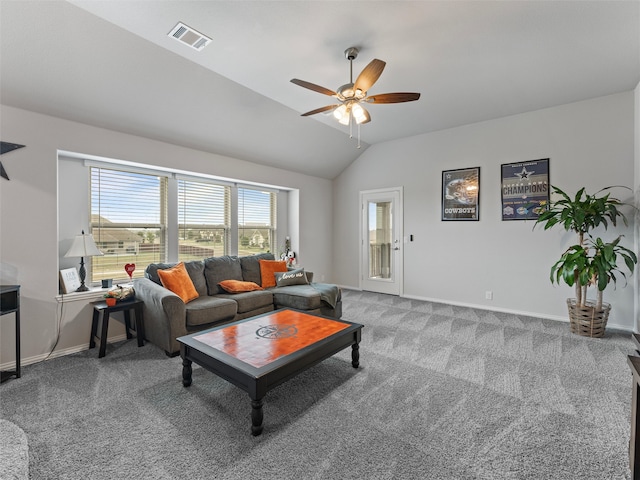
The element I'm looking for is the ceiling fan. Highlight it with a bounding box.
[291,47,421,135]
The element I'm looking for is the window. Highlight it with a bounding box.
[238,187,277,256]
[90,167,168,281]
[178,180,230,261]
[85,162,280,284]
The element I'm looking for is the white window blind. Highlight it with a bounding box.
[238,187,276,256]
[178,180,230,261]
[90,167,168,282]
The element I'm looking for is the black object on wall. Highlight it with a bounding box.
[0,141,26,180]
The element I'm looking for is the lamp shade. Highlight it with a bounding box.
[64,231,103,258]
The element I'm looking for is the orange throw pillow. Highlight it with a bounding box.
[259,259,288,288]
[157,262,199,303]
[218,280,264,293]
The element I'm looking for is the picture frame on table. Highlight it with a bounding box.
[501,158,550,221]
[441,167,480,221]
[59,267,81,294]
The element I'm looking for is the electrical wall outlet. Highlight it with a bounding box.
[485,291,493,300]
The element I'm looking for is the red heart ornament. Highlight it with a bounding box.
[124,263,136,279]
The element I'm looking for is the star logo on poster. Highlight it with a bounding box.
[515,167,533,180]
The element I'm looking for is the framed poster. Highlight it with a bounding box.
[441,167,480,221]
[59,267,80,293]
[501,158,550,221]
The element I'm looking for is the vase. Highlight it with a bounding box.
[105,297,116,307]
[566,298,611,338]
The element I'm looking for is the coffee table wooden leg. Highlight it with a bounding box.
[351,343,360,368]
[182,358,192,387]
[251,398,264,436]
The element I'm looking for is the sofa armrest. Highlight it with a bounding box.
[134,278,187,355]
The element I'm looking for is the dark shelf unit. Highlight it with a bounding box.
[0,285,20,382]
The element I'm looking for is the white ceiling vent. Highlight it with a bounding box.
[168,22,211,51]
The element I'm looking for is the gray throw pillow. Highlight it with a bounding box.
[240,252,275,285]
[204,255,243,295]
[274,268,309,287]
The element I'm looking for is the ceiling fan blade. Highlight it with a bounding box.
[290,79,337,97]
[366,92,421,104]
[354,59,386,93]
[300,104,339,116]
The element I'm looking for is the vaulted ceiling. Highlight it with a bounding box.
[1,1,638,179]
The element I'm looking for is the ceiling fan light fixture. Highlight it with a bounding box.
[337,83,366,101]
[333,104,349,123]
[352,103,367,124]
[292,46,421,147]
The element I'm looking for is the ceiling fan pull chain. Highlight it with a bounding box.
[357,123,361,149]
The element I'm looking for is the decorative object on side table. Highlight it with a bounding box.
[104,285,135,305]
[534,185,638,337]
[64,230,103,291]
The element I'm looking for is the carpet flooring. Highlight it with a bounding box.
[0,289,635,479]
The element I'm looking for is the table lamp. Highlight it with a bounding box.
[64,230,103,292]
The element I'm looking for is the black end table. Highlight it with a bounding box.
[0,285,20,382]
[90,299,144,358]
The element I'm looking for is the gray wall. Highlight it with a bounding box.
[0,105,333,367]
[333,91,638,330]
[1,89,638,370]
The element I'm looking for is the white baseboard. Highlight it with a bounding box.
[341,286,633,333]
[0,334,128,371]
[4,289,632,371]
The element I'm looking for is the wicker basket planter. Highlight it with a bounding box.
[566,298,611,338]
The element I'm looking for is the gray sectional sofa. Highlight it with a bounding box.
[133,252,342,355]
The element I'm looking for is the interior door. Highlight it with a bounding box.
[360,188,402,295]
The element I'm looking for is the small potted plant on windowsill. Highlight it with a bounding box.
[534,185,638,337]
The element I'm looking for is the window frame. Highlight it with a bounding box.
[85,162,280,285]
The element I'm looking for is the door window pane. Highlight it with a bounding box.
[368,201,392,279]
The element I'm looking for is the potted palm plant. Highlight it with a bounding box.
[534,185,638,337]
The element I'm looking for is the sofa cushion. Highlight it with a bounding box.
[259,259,288,288]
[216,290,274,314]
[239,252,275,285]
[272,285,322,310]
[218,280,264,293]
[146,260,207,297]
[204,255,243,295]
[274,268,309,287]
[185,296,237,327]
[157,262,199,303]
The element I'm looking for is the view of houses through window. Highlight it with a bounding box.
[90,166,277,283]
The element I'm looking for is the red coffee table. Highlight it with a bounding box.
[177,309,363,435]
